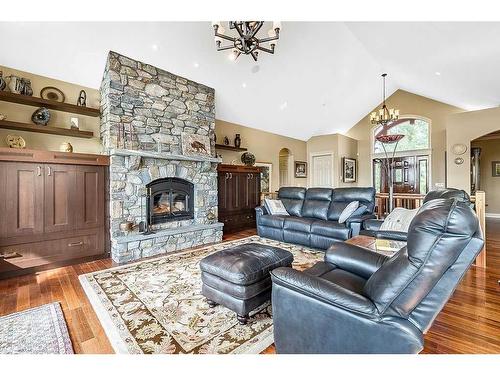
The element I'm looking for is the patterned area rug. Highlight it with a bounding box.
[0,302,74,354]
[80,236,323,354]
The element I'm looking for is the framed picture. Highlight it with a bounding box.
[255,162,273,193]
[294,161,307,178]
[342,157,357,183]
[180,133,211,157]
[492,161,500,177]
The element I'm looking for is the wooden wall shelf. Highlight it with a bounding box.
[0,91,100,117]
[0,119,94,139]
[215,144,248,152]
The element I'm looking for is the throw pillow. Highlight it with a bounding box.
[338,201,359,224]
[380,207,419,232]
[264,198,290,216]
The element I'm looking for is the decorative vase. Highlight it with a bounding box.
[241,152,256,166]
[59,142,73,153]
[223,136,230,146]
[22,79,33,96]
[234,134,241,148]
[0,71,6,91]
[6,75,22,94]
[31,107,51,125]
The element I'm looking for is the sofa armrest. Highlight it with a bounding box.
[325,242,388,279]
[346,213,377,225]
[255,205,268,217]
[271,267,377,317]
[363,218,384,231]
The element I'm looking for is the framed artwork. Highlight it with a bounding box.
[180,133,211,157]
[492,161,500,177]
[294,161,307,178]
[255,162,273,193]
[342,157,357,183]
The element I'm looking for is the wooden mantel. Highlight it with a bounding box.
[0,147,109,166]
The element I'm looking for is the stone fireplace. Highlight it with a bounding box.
[100,51,223,263]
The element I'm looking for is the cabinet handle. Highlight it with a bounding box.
[225,173,229,180]
[37,166,41,176]
[68,241,84,247]
[229,173,233,179]
[0,252,21,259]
[47,166,52,176]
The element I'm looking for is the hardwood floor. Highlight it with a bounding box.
[1,224,500,354]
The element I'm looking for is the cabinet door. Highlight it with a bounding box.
[44,164,77,233]
[218,171,240,212]
[240,172,261,209]
[76,166,105,229]
[1,162,44,238]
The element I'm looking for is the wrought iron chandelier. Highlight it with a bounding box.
[212,21,281,61]
[370,73,400,126]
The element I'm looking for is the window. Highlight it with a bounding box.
[374,118,430,154]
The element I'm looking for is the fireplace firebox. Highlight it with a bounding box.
[146,177,194,225]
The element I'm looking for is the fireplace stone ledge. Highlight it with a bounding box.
[108,148,222,163]
[114,222,224,244]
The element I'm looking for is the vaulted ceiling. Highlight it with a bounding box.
[1,22,499,140]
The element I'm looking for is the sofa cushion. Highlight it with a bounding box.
[327,187,375,220]
[264,198,289,216]
[259,214,288,229]
[301,188,333,220]
[311,220,350,240]
[284,216,315,233]
[278,187,306,216]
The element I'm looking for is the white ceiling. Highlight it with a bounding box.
[1,22,499,141]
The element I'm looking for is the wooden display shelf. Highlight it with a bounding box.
[0,147,109,166]
[0,119,94,139]
[0,91,100,117]
[215,144,248,152]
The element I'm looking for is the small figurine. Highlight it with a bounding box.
[77,89,87,107]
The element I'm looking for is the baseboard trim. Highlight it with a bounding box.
[485,213,500,219]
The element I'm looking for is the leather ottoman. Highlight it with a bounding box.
[200,243,294,324]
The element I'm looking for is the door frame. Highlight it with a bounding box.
[309,151,335,188]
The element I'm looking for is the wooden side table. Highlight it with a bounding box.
[346,235,406,257]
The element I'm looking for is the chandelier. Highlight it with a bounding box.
[370,73,399,126]
[212,21,281,61]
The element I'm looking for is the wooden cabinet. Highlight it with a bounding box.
[0,148,109,279]
[218,164,261,234]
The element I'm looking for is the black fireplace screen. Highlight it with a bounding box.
[146,177,194,225]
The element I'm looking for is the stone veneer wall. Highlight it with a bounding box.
[100,51,222,263]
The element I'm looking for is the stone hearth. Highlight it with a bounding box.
[100,51,223,263]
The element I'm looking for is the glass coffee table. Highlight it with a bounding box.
[346,235,406,257]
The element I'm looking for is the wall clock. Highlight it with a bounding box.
[452,143,467,155]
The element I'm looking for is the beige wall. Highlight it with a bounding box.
[0,65,101,154]
[215,119,307,191]
[346,89,464,188]
[446,107,500,193]
[306,133,358,187]
[470,138,500,215]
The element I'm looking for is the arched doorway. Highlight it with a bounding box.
[471,129,500,217]
[279,148,293,187]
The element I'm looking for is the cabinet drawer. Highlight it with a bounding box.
[0,230,104,273]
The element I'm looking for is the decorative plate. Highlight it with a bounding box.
[454,157,465,165]
[40,86,66,103]
[6,134,26,149]
[452,143,467,155]
[241,152,256,166]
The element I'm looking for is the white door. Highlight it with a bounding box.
[279,155,290,186]
[311,154,333,187]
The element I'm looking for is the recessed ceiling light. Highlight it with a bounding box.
[279,101,288,110]
[435,71,441,76]
[151,44,159,51]
[193,62,200,68]
[242,82,247,88]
